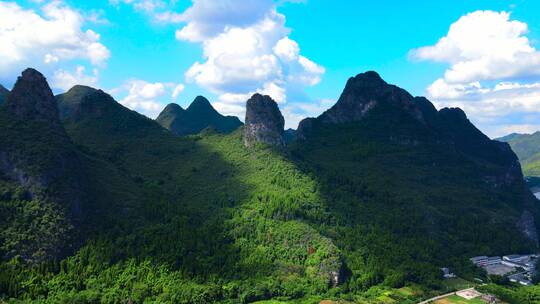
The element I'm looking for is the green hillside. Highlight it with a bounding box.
[497,132,540,176]
[1,69,538,303]
[156,96,242,136]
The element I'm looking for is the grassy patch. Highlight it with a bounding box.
[435,294,485,304]
[441,278,476,293]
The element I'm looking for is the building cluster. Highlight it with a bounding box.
[470,254,538,286]
[470,256,501,267]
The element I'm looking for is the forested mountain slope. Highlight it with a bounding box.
[498,132,540,177]
[0,69,87,265]
[0,69,538,303]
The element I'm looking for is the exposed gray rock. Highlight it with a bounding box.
[244,93,285,147]
[517,210,539,246]
[0,152,44,200]
[5,68,62,130]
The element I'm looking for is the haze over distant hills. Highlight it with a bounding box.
[0,68,538,303]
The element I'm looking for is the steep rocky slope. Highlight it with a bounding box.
[244,93,285,147]
[0,69,87,263]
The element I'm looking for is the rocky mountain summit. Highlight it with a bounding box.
[157,103,183,128]
[156,96,242,136]
[320,71,424,124]
[56,85,139,124]
[4,69,63,130]
[244,93,285,147]
[297,71,427,140]
[0,69,87,262]
[56,85,99,120]
[294,71,538,245]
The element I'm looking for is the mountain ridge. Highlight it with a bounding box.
[295,71,537,244]
[156,95,242,136]
[1,68,539,303]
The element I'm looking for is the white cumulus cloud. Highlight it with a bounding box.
[171,84,185,99]
[0,1,110,74]
[176,0,324,123]
[107,0,327,126]
[174,0,275,42]
[114,79,185,118]
[411,11,540,83]
[52,66,99,91]
[411,10,540,138]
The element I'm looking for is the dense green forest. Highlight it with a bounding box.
[478,284,540,304]
[1,69,539,303]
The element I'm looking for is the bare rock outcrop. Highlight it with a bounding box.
[5,68,62,130]
[517,210,539,246]
[244,93,285,147]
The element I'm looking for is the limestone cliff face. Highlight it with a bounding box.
[5,69,63,130]
[518,210,539,246]
[0,69,87,262]
[244,94,285,147]
[1,69,86,212]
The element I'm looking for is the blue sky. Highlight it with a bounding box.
[1,0,540,137]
